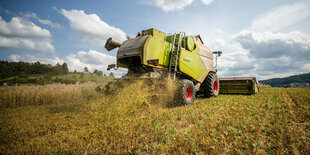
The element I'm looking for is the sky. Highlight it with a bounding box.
[0,0,309,79]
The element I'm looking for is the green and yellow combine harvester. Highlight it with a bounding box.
[105,28,258,104]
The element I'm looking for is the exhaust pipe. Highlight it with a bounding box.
[105,37,122,51]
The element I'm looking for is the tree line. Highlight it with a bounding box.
[0,61,69,79]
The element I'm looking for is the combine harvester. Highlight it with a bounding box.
[105,28,258,104]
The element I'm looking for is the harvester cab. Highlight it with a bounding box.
[104,28,257,105]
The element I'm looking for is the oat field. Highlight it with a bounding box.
[0,81,309,154]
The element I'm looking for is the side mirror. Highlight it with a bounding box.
[107,64,116,71]
[213,51,222,69]
[213,51,222,57]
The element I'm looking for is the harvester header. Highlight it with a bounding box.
[220,77,259,94]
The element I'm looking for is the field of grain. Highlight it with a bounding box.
[0,82,101,108]
[0,81,309,154]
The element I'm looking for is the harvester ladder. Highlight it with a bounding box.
[167,33,176,80]
[164,33,172,63]
[168,32,186,81]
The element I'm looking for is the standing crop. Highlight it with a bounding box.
[0,82,309,154]
[0,82,100,108]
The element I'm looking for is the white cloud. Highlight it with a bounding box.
[0,16,54,52]
[250,1,310,32]
[66,50,116,71]
[234,30,310,59]
[233,30,310,79]
[0,36,55,52]
[215,29,310,79]
[212,1,310,80]
[153,0,213,12]
[217,50,256,77]
[201,0,213,5]
[61,9,127,46]
[9,54,64,65]
[8,50,127,77]
[302,63,310,71]
[217,47,309,80]
[154,0,194,12]
[0,16,51,38]
[23,13,62,29]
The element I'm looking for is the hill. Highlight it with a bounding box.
[259,73,310,87]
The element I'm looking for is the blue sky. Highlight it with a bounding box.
[0,0,309,79]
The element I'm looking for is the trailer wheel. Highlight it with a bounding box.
[176,79,196,105]
[202,72,219,98]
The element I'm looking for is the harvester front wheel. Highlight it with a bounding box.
[176,79,196,105]
[202,72,219,98]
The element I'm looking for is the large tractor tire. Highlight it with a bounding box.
[176,79,196,105]
[202,72,219,98]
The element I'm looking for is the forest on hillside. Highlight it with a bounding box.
[259,73,310,87]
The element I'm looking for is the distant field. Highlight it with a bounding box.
[52,73,114,83]
[0,81,309,154]
[0,73,114,85]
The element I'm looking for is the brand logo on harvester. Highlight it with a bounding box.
[183,57,191,62]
